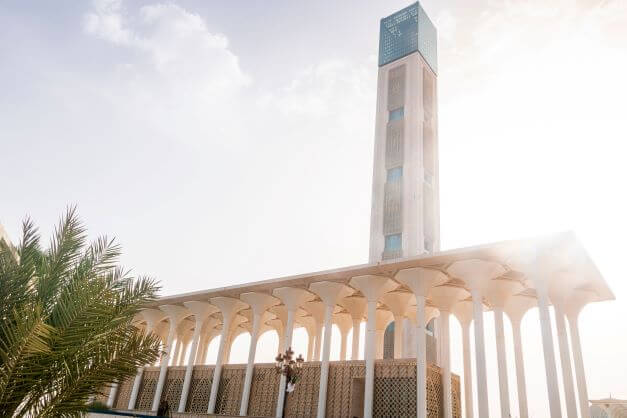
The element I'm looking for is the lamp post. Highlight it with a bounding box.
[275,347,304,418]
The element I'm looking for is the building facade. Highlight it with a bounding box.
[369,2,440,263]
[100,3,615,418]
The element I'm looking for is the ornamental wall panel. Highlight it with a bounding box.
[215,364,246,416]
[325,360,366,418]
[385,122,404,169]
[185,365,214,413]
[113,378,135,410]
[135,367,160,411]
[159,366,186,411]
[284,362,321,417]
[247,363,281,417]
[383,179,402,236]
[387,65,406,111]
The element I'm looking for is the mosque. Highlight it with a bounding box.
[101,2,615,417]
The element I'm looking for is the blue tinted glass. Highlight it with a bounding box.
[387,166,402,182]
[385,234,402,251]
[389,107,404,121]
[378,2,437,73]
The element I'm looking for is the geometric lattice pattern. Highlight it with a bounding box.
[325,361,366,417]
[247,364,281,417]
[114,377,135,410]
[379,1,437,73]
[215,364,246,415]
[135,368,160,411]
[118,360,460,418]
[185,366,214,413]
[284,362,321,417]
[160,366,186,412]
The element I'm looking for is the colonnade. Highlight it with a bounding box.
[115,253,603,418]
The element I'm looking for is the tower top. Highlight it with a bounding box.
[378,2,438,73]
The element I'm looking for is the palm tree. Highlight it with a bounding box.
[0,207,162,416]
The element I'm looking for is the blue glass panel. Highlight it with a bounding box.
[389,107,404,121]
[385,233,402,251]
[387,166,403,182]
[378,2,437,73]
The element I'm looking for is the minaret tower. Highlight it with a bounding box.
[369,2,440,262]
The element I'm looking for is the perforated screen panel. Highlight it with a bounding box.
[378,2,437,73]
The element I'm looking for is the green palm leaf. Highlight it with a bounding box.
[0,208,162,416]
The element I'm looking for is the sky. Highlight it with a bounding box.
[1,0,627,416]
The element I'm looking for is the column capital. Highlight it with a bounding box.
[447,259,505,291]
[381,289,414,317]
[209,296,248,325]
[303,300,328,323]
[484,276,524,308]
[272,287,315,311]
[339,294,367,320]
[183,301,219,323]
[407,302,439,325]
[349,274,398,302]
[309,281,353,307]
[139,308,167,332]
[452,298,473,327]
[395,267,447,297]
[429,283,469,311]
[240,292,280,316]
[503,291,536,325]
[159,304,192,333]
[333,312,353,334]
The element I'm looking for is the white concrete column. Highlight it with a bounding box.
[471,289,489,418]
[153,305,190,411]
[448,259,506,418]
[430,283,469,418]
[555,306,579,417]
[484,277,523,418]
[306,327,314,361]
[453,300,473,418]
[309,281,353,418]
[349,275,398,418]
[340,294,367,360]
[352,318,361,359]
[239,293,279,416]
[178,302,218,413]
[314,321,323,361]
[536,282,563,418]
[504,292,536,418]
[266,318,286,356]
[381,290,413,359]
[272,287,315,418]
[171,338,182,367]
[334,312,353,361]
[567,287,597,418]
[395,267,448,418]
[207,297,248,414]
[375,308,393,359]
[128,309,165,410]
[106,384,118,408]
[365,300,377,416]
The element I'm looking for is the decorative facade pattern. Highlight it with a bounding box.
[325,361,366,417]
[387,65,406,110]
[247,364,281,417]
[185,365,214,413]
[112,360,459,418]
[159,366,186,411]
[215,364,246,415]
[136,368,160,410]
[284,362,321,417]
[114,377,135,410]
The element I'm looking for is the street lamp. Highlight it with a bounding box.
[275,346,304,417]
